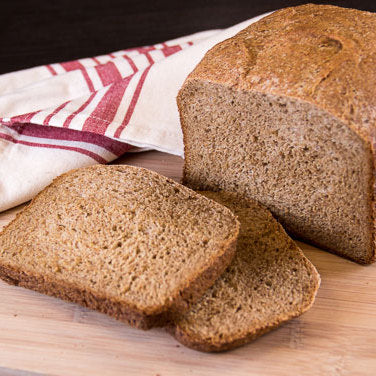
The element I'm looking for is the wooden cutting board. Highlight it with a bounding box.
[0,151,375,376]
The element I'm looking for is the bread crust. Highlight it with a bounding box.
[169,192,321,352]
[0,236,237,330]
[0,165,240,329]
[178,4,376,263]
[170,300,317,353]
[184,4,376,143]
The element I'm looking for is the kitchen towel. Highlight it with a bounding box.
[0,12,269,212]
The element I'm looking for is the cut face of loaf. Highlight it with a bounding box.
[171,191,320,352]
[179,4,376,264]
[0,165,239,329]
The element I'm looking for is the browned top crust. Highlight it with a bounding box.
[186,3,376,143]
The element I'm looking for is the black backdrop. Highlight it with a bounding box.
[1,0,375,74]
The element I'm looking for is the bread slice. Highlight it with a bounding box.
[170,191,320,352]
[0,165,239,329]
[178,4,376,264]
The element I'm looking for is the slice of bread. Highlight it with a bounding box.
[0,165,239,329]
[170,191,320,352]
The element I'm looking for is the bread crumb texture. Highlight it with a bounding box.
[179,4,376,263]
[0,165,239,329]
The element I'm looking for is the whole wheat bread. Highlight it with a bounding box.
[170,191,320,352]
[0,165,239,329]
[178,4,376,264]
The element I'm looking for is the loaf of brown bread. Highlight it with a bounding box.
[178,4,376,264]
[170,191,320,352]
[0,165,239,329]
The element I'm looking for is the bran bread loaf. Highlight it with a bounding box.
[170,191,320,352]
[0,165,240,329]
[178,4,376,264]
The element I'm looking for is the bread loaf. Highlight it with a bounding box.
[0,165,239,329]
[171,191,320,352]
[178,4,376,264]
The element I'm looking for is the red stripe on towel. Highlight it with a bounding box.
[60,61,95,92]
[0,132,108,164]
[46,64,58,75]
[43,101,70,125]
[10,111,41,124]
[122,54,138,73]
[5,123,131,157]
[92,57,101,65]
[114,65,152,138]
[82,75,134,135]
[95,61,122,86]
[161,43,182,57]
[63,92,97,128]
[144,51,154,64]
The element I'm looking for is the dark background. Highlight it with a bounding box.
[1,0,375,74]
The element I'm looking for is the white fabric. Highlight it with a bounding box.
[0,13,270,212]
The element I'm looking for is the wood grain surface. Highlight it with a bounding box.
[0,151,375,376]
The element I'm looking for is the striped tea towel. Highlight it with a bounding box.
[0,13,269,212]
